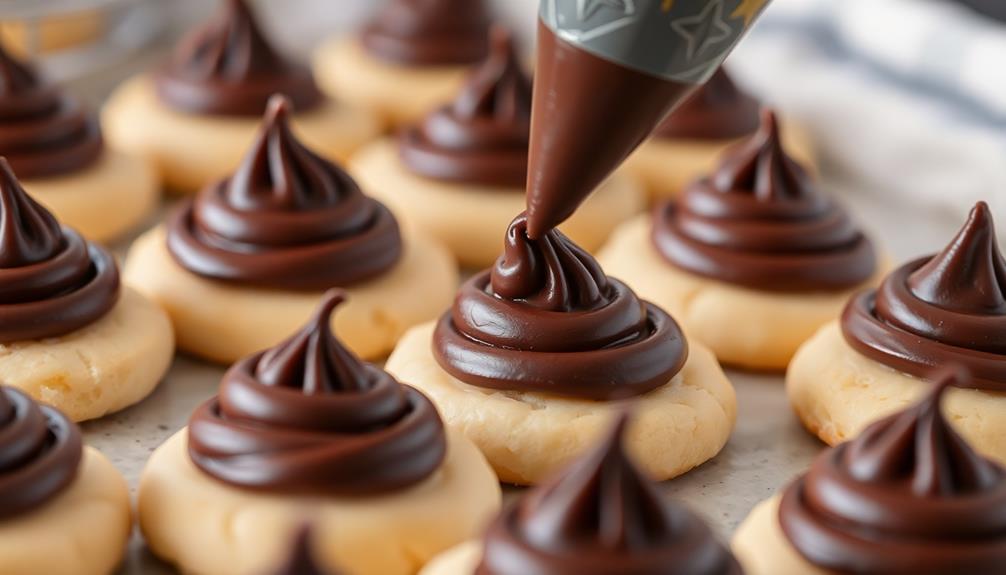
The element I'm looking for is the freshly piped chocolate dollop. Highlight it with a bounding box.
[360,0,491,66]
[653,69,760,141]
[778,366,1006,574]
[843,201,1006,391]
[0,386,83,519]
[189,290,447,495]
[652,110,876,292]
[168,95,401,290]
[433,213,687,401]
[0,40,102,179]
[476,415,742,575]
[0,158,118,342]
[155,0,322,116]
[269,526,337,575]
[398,27,531,188]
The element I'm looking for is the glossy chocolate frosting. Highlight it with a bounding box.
[778,366,1006,574]
[398,27,531,188]
[168,95,401,290]
[0,40,102,179]
[653,69,760,141]
[155,0,322,116]
[360,0,491,66]
[476,415,743,575]
[189,290,447,496]
[270,526,337,575]
[433,213,687,401]
[0,386,83,520]
[652,110,876,292]
[842,201,1006,391]
[0,158,119,342]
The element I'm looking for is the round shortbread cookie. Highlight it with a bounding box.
[732,495,828,575]
[418,541,482,575]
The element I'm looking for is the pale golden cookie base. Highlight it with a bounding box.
[786,321,1006,464]
[139,429,501,575]
[123,225,458,364]
[623,120,816,203]
[101,75,381,194]
[385,322,736,486]
[0,288,174,422]
[418,541,481,575]
[598,216,882,371]
[0,447,131,575]
[23,149,158,244]
[1,13,103,55]
[732,495,829,575]
[313,37,469,129]
[350,139,645,268]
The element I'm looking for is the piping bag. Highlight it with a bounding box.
[525,0,771,238]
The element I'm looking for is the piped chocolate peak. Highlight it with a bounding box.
[654,69,760,141]
[779,366,1006,574]
[360,0,491,66]
[433,213,687,401]
[0,157,62,267]
[843,201,1006,390]
[188,290,447,496]
[167,95,402,290]
[475,415,742,575]
[399,27,531,187]
[652,110,876,293]
[156,0,321,116]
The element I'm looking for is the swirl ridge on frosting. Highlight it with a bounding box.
[0,385,83,519]
[188,290,447,495]
[778,366,1006,574]
[360,0,491,66]
[653,69,760,141]
[476,414,742,575]
[0,40,102,179]
[843,201,1006,391]
[434,213,687,401]
[0,158,119,342]
[398,27,532,188]
[167,95,402,290]
[155,0,322,116]
[651,109,876,292]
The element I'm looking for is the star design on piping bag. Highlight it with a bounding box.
[577,0,635,22]
[671,0,733,61]
[731,0,768,26]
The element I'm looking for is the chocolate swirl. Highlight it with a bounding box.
[653,69,760,141]
[0,386,83,520]
[270,525,337,575]
[843,202,1006,391]
[0,158,119,342]
[189,290,447,496]
[779,366,1006,574]
[652,110,876,292]
[168,95,402,290]
[398,27,531,187]
[360,0,491,66]
[0,39,102,179]
[155,0,322,116]
[476,415,743,575]
[433,213,687,401]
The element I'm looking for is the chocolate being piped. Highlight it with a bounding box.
[0,386,83,520]
[651,110,876,292]
[360,0,491,66]
[475,414,743,575]
[155,0,322,116]
[0,39,102,179]
[843,201,1006,390]
[167,95,401,290]
[269,525,338,575]
[0,158,119,342]
[778,366,1006,574]
[653,69,760,141]
[433,213,687,401]
[188,290,447,496]
[398,27,531,188]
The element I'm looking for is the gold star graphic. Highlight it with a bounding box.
[662,0,675,12]
[730,0,767,26]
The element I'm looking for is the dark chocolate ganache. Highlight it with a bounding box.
[778,366,1006,574]
[398,27,531,188]
[652,110,876,292]
[433,213,687,401]
[653,69,760,141]
[155,0,322,116]
[842,201,1006,391]
[167,95,401,290]
[360,0,491,66]
[189,290,447,496]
